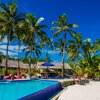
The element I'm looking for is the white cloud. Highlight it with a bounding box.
[0,44,25,52]
[0,44,26,57]
[0,48,18,56]
[41,49,59,54]
[0,36,7,44]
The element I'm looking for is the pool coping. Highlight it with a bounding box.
[51,87,67,100]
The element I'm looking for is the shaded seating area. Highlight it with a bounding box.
[3,74,30,80]
[0,75,3,80]
[37,62,73,79]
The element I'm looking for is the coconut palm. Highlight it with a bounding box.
[67,33,82,62]
[24,14,47,45]
[51,13,78,77]
[81,39,100,76]
[15,20,26,74]
[23,41,41,74]
[41,36,54,61]
[67,33,83,79]
[0,52,4,63]
[82,39,92,68]
[0,2,25,75]
[23,14,47,73]
[54,38,67,77]
[91,38,100,56]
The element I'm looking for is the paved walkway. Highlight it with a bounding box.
[58,81,100,100]
[43,78,75,83]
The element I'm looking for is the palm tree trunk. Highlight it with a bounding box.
[64,31,66,51]
[18,41,20,74]
[62,31,66,77]
[73,59,76,83]
[29,46,32,75]
[62,50,65,77]
[46,50,49,62]
[5,33,10,75]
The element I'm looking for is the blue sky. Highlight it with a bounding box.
[0,0,100,62]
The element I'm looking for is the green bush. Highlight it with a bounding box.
[81,79,89,83]
[61,81,75,87]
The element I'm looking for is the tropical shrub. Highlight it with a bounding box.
[61,81,75,87]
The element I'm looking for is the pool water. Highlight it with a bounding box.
[0,80,61,100]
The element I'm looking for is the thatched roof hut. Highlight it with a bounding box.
[0,59,29,69]
[36,62,72,69]
[0,60,72,70]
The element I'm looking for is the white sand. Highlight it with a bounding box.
[58,81,100,100]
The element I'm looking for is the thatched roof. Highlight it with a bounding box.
[37,62,72,69]
[0,60,72,70]
[0,59,29,69]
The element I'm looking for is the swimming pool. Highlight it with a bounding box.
[0,80,62,100]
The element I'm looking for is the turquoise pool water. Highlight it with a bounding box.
[0,80,59,100]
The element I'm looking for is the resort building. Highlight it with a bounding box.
[0,60,73,77]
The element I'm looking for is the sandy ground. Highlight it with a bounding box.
[58,81,100,100]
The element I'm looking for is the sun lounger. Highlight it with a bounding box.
[4,76,10,79]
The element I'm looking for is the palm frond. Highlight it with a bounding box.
[58,13,67,25]
[0,3,10,13]
[25,51,30,57]
[68,24,78,28]
[9,2,17,16]
[53,29,62,37]
[67,29,76,36]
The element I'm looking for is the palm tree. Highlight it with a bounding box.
[23,14,47,73]
[23,41,41,74]
[24,14,47,45]
[51,13,78,77]
[0,52,4,63]
[15,20,26,74]
[67,33,83,79]
[0,2,24,75]
[54,38,67,77]
[41,37,54,61]
[91,38,100,56]
[82,39,92,68]
[67,33,82,61]
[81,39,100,76]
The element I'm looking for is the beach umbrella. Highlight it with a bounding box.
[41,62,55,77]
[41,62,55,70]
[41,62,55,67]
[40,62,55,76]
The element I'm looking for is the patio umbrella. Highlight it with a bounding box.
[41,62,55,70]
[41,62,55,67]
[40,62,55,77]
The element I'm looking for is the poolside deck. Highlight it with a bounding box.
[42,78,75,83]
[58,81,100,100]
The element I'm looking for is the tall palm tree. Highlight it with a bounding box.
[82,39,92,67]
[15,20,26,74]
[0,52,4,63]
[0,2,24,75]
[23,41,41,74]
[54,38,67,77]
[51,13,78,77]
[67,33,82,61]
[67,33,83,79]
[81,39,100,78]
[92,38,100,56]
[41,37,54,61]
[23,14,47,73]
[24,14,47,45]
